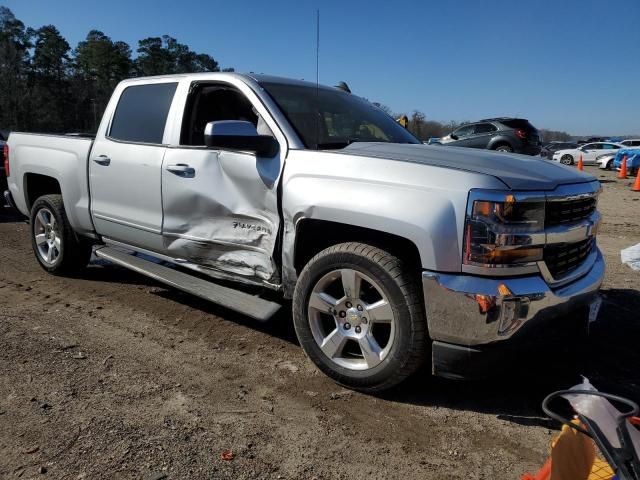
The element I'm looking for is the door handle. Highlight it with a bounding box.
[166,164,195,176]
[93,155,111,166]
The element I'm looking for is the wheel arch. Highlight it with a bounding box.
[293,219,422,276]
[23,173,61,211]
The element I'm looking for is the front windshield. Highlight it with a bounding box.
[261,82,420,150]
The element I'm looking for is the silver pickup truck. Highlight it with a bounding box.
[4,73,604,392]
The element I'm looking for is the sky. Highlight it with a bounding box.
[4,0,640,135]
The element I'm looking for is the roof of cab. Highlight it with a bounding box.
[118,72,335,91]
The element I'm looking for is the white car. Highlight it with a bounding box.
[552,142,624,166]
[620,138,640,148]
[597,152,617,170]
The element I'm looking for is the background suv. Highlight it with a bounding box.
[439,117,541,155]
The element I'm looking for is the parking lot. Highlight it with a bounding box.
[1,165,639,479]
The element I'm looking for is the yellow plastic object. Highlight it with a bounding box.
[522,420,615,480]
[588,459,614,480]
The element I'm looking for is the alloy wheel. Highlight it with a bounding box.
[33,207,61,266]
[307,268,396,371]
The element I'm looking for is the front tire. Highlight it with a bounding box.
[30,194,92,275]
[292,242,428,392]
[560,154,574,165]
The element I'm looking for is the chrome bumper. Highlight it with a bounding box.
[422,248,605,346]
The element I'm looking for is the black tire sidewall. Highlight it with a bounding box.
[561,155,574,165]
[293,249,419,390]
[496,145,513,152]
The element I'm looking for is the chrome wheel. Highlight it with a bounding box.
[33,207,61,266]
[307,268,396,371]
[561,154,573,165]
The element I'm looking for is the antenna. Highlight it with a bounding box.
[316,9,320,88]
[315,9,320,149]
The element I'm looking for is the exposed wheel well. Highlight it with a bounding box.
[24,173,61,210]
[293,219,422,274]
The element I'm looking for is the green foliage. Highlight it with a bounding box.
[0,8,229,133]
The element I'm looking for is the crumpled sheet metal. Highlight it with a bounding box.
[161,149,281,285]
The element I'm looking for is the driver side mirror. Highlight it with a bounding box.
[204,120,279,157]
[450,134,459,140]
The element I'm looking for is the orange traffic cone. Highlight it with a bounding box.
[577,155,584,171]
[632,167,640,192]
[619,155,628,179]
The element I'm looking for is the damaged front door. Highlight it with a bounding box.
[161,81,284,286]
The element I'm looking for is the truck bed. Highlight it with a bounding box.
[7,132,96,237]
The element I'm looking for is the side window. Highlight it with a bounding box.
[454,125,474,138]
[582,143,596,150]
[109,83,178,144]
[181,83,269,146]
[601,143,617,150]
[474,123,497,134]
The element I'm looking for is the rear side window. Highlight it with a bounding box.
[474,123,497,134]
[500,119,535,130]
[109,83,178,144]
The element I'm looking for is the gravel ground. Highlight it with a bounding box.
[1,165,639,479]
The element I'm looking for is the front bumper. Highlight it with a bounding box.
[422,248,605,378]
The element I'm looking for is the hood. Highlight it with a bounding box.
[339,143,595,191]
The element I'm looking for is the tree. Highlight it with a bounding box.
[0,7,32,129]
[135,35,220,76]
[29,25,71,132]
[72,30,133,131]
[409,110,426,140]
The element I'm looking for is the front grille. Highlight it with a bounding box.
[545,197,597,227]
[543,237,594,278]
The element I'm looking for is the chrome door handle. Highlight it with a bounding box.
[93,155,111,166]
[166,164,195,176]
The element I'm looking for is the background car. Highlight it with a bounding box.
[620,138,640,148]
[552,141,624,165]
[540,141,578,159]
[597,152,617,169]
[439,117,541,155]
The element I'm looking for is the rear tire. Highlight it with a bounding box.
[292,242,428,392]
[561,154,574,165]
[494,144,513,153]
[30,194,92,275]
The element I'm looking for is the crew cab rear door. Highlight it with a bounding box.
[89,80,178,250]
[160,79,287,285]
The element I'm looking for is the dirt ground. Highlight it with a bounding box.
[1,165,639,480]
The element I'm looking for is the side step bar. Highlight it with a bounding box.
[94,246,281,321]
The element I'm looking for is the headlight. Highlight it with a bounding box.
[463,192,545,268]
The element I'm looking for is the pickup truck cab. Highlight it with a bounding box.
[5,73,604,392]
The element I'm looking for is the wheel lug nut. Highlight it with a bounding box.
[344,323,351,330]
[355,326,361,333]
[345,301,352,308]
[362,317,368,324]
[357,304,363,311]
[339,311,346,318]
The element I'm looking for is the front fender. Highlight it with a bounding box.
[279,150,508,294]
